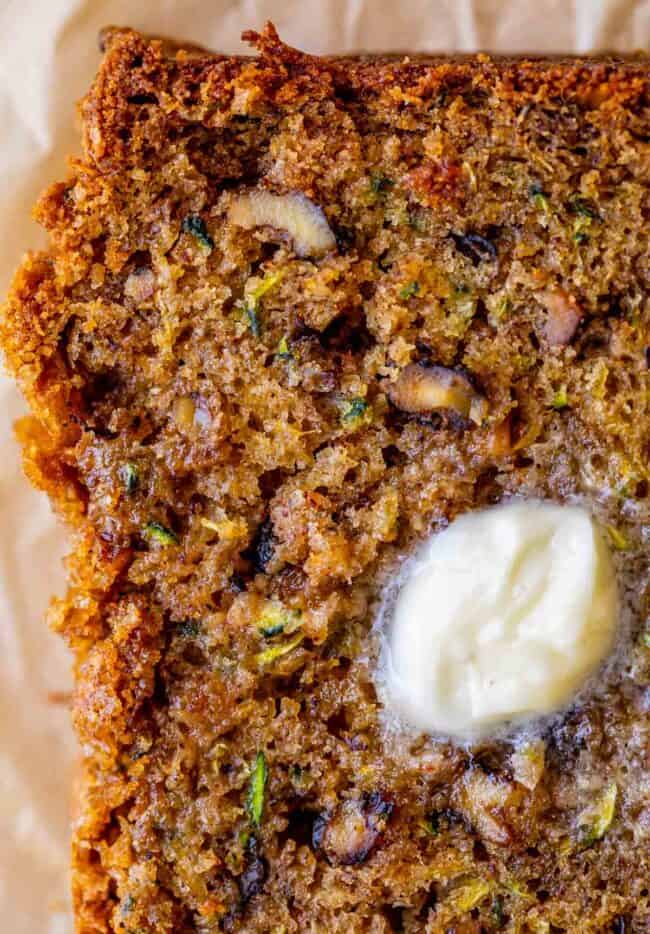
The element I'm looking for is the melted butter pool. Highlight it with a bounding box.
[382,500,618,738]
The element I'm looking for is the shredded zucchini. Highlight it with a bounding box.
[260,622,283,638]
[340,397,371,428]
[256,601,302,639]
[181,214,214,250]
[444,282,476,336]
[449,878,491,913]
[578,782,617,847]
[276,336,292,359]
[491,895,505,927]
[504,879,534,902]
[496,296,512,318]
[419,811,440,836]
[242,271,284,339]
[245,305,261,338]
[399,281,420,300]
[552,388,569,410]
[144,521,179,546]
[246,751,268,827]
[606,524,630,551]
[255,634,304,667]
[370,174,394,195]
[530,182,550,215]
[120,462,139,494]
[175,620,200,637]
[569,195,599,219]
[570,197,596,243]
[250,270,284,303]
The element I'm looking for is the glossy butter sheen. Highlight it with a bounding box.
[386,500,618,737]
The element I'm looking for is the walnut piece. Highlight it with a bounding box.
[312,792,394,866]
[389,363,488,424]
[229,189,336,258]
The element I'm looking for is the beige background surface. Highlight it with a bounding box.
[0,1,648,930]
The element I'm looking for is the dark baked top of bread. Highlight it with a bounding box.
[2,23,648,934]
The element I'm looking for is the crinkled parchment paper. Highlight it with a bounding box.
[0,1,647,929]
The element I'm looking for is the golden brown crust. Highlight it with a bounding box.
[1,22,649,934]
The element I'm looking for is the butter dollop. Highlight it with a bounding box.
[384,500,618,737]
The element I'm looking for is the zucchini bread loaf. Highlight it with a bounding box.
[1,24,649,934]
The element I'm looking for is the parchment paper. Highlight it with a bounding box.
[0,2,647,930]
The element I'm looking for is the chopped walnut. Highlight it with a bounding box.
[312,792,394,866]
[228,189,336,258]
[389,363,488,424]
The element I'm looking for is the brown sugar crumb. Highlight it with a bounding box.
[1,23,649,934]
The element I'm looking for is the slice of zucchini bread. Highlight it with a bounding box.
[2,23,649,934]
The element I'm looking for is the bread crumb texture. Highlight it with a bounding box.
[1,23,649,934]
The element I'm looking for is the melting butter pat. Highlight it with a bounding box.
[385,500,618,737]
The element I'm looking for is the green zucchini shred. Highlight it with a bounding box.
[449,878,491,912]
[251,271,284,303]
[529,182,550,214]
[341,397,371,426]
[181,214,214,250]
[245,305,261,338]
[577,782,617,847]
[255,634,304,667]
[504,879,534,902]
[568,197,599,243]
[242,271,283,340]
[276,336,292,359]
[492,295,512,320]
[370,174,394,195]
[552,388,569,409]
[256,603,302,639]
[606,524,630,551]
[421,811,440,836]
[120,462,139,494]
[260,622,285,638]
[144,521,179,546]
[491,895,506,927]
[399,280,420,300]
[246,751,268,827]
[569,195,599,219]
[175,619,201,637]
